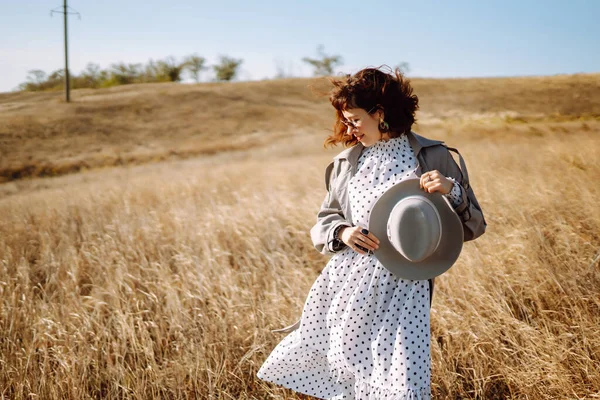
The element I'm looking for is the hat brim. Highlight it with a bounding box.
[369,178,463,280]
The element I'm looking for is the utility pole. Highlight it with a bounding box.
[51,1,80,103]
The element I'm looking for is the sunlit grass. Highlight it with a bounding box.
[1,122,598,398]
[1,74,599,398]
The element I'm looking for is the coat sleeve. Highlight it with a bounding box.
[309,161,352,255]
[441,147,487,242]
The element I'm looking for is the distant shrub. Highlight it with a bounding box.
[72,63,104,89]
[155,56,186,82]
[184,54,208,82]
[17,54,209,92]
[302,45,343,76]
[18,69,65,91]
[213,56,243,82]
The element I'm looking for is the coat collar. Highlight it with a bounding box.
[333,131,445,167]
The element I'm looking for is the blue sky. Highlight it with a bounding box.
[1,0,598,92]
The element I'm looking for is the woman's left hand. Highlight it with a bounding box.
[420,170,454,195]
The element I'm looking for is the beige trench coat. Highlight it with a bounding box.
[310,130,486,255]
[275,131,486,333]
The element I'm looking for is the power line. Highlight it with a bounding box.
[51,1,80,103]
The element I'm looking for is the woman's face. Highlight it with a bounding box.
[341,108,386,147]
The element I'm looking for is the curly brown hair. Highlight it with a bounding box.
[325,66,419,147]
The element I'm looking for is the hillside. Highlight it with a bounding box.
[1,74,599,184]
[0,73,599,398]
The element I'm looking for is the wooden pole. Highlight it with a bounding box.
[63,0,70,102]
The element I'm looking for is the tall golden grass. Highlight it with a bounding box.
[1,76,599,398]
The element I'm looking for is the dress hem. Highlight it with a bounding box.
[257,343,431,400]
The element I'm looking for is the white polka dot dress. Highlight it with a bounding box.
[258,135,445,399]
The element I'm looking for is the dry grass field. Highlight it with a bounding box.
[0,74,599,399]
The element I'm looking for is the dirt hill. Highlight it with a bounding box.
[1,74,598,183]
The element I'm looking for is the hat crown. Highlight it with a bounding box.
[387,196,442,263]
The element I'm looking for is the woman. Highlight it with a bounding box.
[257,67,486,399]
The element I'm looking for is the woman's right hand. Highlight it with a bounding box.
[339,226,380,255]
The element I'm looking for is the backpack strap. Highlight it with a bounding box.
[445,146,473,222]
[445,146,470,191]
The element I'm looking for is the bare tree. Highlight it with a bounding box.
[110,62,142,85]
[274,58,296,79]
[26,70,48,85]
[184,54,207,82]
[274,58,286,79]
[18,70,49,91]
[302,45,343,76]
[80,63,102,88]
[213,56,243,82]
[396,62,411,74]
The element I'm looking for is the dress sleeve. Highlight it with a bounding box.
[443,177,463,209]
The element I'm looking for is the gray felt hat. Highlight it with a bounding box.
[369,178,463,280]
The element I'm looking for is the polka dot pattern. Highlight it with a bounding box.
[444,177,463,208]
[258,135,432,399]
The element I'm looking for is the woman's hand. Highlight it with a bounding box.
[420,170,454,195]
[339,226,380,255]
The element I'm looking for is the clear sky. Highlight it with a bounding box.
[1,0,598,92]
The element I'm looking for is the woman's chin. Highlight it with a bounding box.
[361,139,375,147]
[356,136,370,146]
